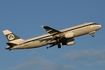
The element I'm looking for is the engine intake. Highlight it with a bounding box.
[62,38,75,46]
[67,40,75,46]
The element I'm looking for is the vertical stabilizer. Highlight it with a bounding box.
[3,30,24,44]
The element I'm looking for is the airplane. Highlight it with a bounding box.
[3,22,101,50]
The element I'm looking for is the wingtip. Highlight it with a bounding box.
[41,25,49,28]
[41,26,44,28]
[41,26,47,28]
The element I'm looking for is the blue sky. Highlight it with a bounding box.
[0,0,105,70]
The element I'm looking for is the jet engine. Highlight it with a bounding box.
[66,40,75,46]
[62,38,75,46]
[64,31,74,38]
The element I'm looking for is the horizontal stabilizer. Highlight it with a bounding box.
[6,43,17,47]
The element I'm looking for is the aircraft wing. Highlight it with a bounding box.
[42,26,61,36]
[42,26,63,49]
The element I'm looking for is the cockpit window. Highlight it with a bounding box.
[93,23,98,25]
[90,22,98,25]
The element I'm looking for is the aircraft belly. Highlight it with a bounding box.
[12,40,48,49]
[31,41,47,48]
[26,40,48,48]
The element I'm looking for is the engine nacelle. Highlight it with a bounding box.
[67,40,75,46]
[64,31,74,38]
[62,39,75,46]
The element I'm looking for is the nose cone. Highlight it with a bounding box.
[98,25,102,29]
[98,25,102,28]
[95,24,102,31]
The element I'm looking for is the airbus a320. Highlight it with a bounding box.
[3,22,101,50]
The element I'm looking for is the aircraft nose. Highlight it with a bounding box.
[96,24,102,30]
[98,25,102,29]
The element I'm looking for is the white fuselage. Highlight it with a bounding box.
[7,22,101,50]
